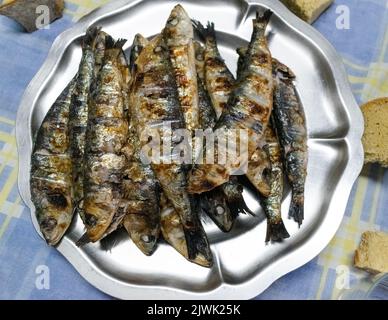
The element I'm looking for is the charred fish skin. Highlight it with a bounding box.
[69,27,99,223]
[195,40,253,223]
[79,37,128,244]
[163,4,199,133]
[129,34,149,75]
[94,30,107,74]
[236,45,271,198]
[236,46,248,80]
[188,10,274,194]
[259,123,289,242]
[122,157,160,256]
[30,79,76,246]
[272,59,307,226]
[122,35,160,256]
[192,20,235,118]
[197,73,237,230]
[195,42,237,231]
[160,194,211,267]
[99,40,134,240]
[130,35,212,265]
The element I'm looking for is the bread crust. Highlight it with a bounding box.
[361,97,388,167]
[354,231,388,274]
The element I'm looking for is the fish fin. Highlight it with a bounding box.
[83,26,101,49]
[227,196,256,217]
[265,220,290,242]
[105,35,127,49]
[272,58,296,79]
[76,232,91,247]
[104,36,127,60]
[254,10,272,33]
[288,198,304,226]
[184,224,213,266]
[223,179,255,216]
[192,20,215,41]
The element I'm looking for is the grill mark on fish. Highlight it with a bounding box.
[69,27,100,223]
[272,59,307,226]
[160,194,211,267]
[78,36,128,244]
[30,78,76,246]
[122,35,160,256]
[192,20,235,119]
[188,11,274,194]
[255,123,289,242]
[130,34,212,265]
[195,42,253,227]
[163,4,199,133]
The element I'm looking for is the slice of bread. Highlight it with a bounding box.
[280,0,333,24]
[354,231,388,274]
[361,98,388,167]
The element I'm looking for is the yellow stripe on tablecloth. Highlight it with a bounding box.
[0,131,16,145]
[0,165,19,235]
[368,166,384,227]
[0,117,15,126]
[343,59,369,71]
[0,126,20,240]
[361,17,388,101]
[347,75,372,85]
[325,20,388,299]
[315,170,370,299]
[0,130,17,176]
[65,0,112,21]
[378,10,388,62]
[0,197,21,241]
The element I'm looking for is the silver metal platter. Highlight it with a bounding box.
[16,0,364,299]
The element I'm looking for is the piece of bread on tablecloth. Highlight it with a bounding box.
[280,0,333,24]
[361,98,388,167]
[354,231,388,274]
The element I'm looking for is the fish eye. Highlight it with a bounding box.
[141,234,155,243]
[154,46,163,53]
[216,205,225,215]
[47,192,68,208]
[167,17,179,26]
[84,213,97,227]
[196,54,204,61]
[41,217,57,232]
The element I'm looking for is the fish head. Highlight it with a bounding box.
[160,208,213,268]
[133,33,148,48]
[124,214,158,255]
[38,207,72,246]
[164,4,193,46]
[200,191,233,232]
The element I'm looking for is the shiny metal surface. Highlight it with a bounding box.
[16,0,364,299]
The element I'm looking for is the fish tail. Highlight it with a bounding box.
[83,26,102,49]
[105,35,127,49]
[192,20,216,41]
[272,58,296,79]
[265,220,290,242]
[105,36,127,60]
[254,10,272,33]
[288,194,304,226]
[184,224,213,266]
[75,232,91,247]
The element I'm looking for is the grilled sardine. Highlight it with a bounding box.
[30,79,76,245]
